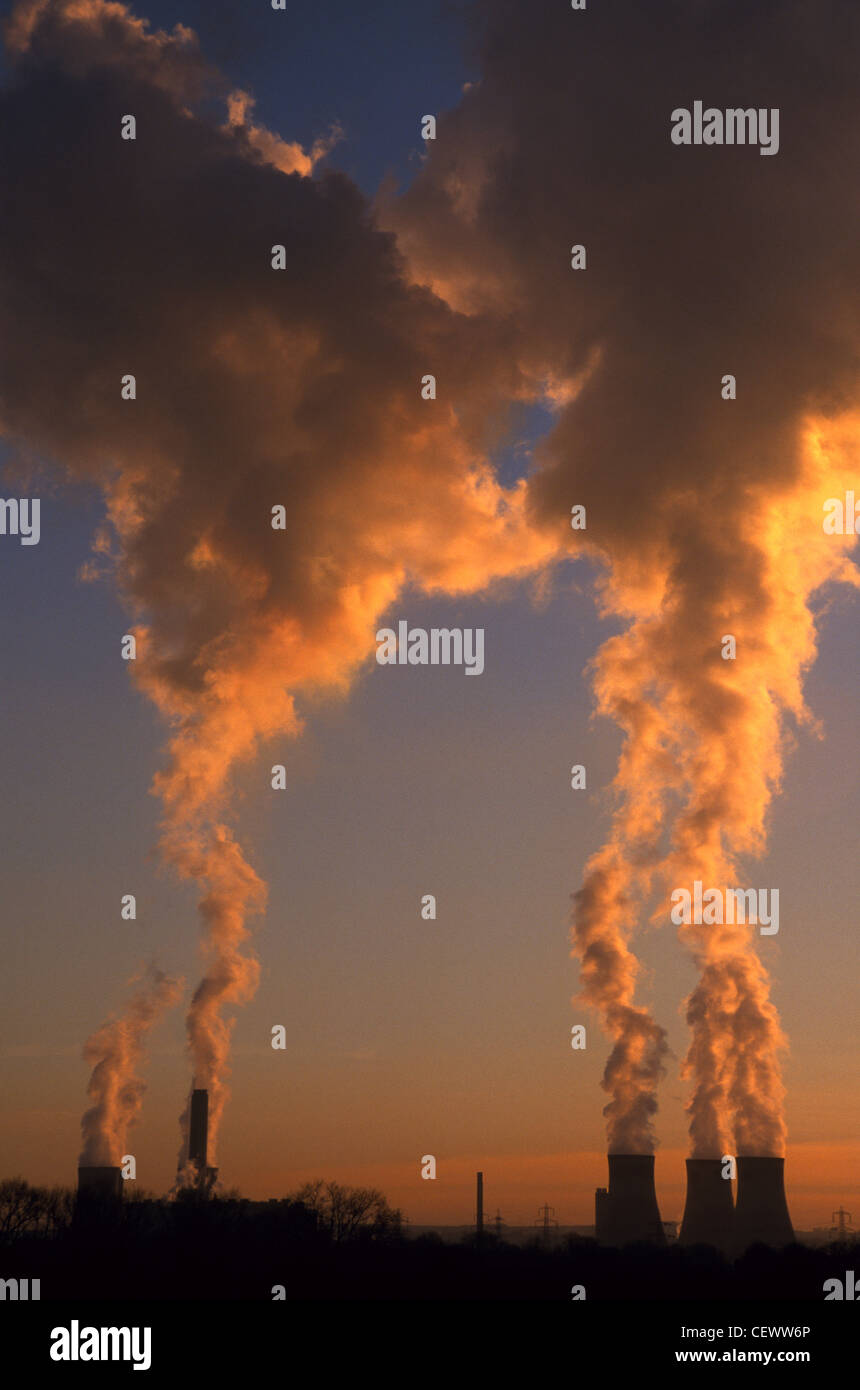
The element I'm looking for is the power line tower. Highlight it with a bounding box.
[534,1203,559,1243]
[830,1208,854,1240]
[493,1207,505,1239]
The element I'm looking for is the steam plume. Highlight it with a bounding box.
[170,827,266,1166]
[80,964,183,1166]
[0,0,560,1163]
[384,0,860,1154]
[7,0,860,1168]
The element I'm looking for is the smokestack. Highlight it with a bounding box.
[679,1158,734,1252]
[188,1088,208,1170]
[182,1088,218,1193]
[732,1156,794,1254]
[594,1186,611,1242]
[599,1155,666,1246]
[476,1171,484,1235]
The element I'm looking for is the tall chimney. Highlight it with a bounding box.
[188,1088,208,1171]
[600,1154,666,1246]
[476,1171,484,1235]
[732,1156,794,1254]
[594,1186,611,1242]
[679,1158,734,1252]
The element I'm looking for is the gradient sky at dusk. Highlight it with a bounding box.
[0,0,857,1230]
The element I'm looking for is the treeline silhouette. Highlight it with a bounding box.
[0,1176,853,1300]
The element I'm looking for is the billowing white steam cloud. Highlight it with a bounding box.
[80,964,183,1167]
[383,0,860,1155]
[0,0,560,1169]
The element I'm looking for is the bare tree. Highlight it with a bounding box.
[0,1177,72,1239]
[41,1185,74,1236]
[293,1180,401,1241]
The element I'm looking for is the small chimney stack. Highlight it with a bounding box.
[732,1156,794,1254]
[679,1158,734,1252]
[476,1171,484,1235]
[597,1154,666,1246]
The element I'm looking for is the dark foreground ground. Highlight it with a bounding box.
[2,1193,855,1300]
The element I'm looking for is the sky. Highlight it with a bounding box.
[0,0,857,1231]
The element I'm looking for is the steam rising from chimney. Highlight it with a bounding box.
[0,0,561,1170]
[6,0,860,1177]
[79,964,182,1168]
[573,849,668,1153]
[166,828,267,1168]
[383,0,860,1160]
[177,1086,218,1192]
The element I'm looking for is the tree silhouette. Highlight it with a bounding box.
[0,1177,73,1240]
[292,1180,402,1241]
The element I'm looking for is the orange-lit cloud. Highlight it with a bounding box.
[0,0,562,1166]
[5,0,860,1179]
[385,0,860,1157]
[224,89,340,178]
[80,964,183,1167]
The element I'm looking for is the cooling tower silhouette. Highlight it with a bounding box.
[594,1185,611,1241]
[594,1154,666,1246]
[76,1165,123,1223]
[731,1156,794,1254]
[679,1158,734,1252]
[77,1165,122,1200]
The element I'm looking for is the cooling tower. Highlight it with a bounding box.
[188,1088,208,1170]
[77,1165,123,1200]
[599,1154,666,1246]
[732,1156,794,1254]
[76,1166,123,1223]
[679,1158,734,1252]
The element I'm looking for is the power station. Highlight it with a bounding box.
[679,1158,734,1253]
[77,1165,123,1201]
[731,1156,794,1255]
[75,1088,220,1216]
[595,1152,795,1252]
[594,1154,666,1246]
[76,1164,123,1223]
[72,1089,795,1252]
